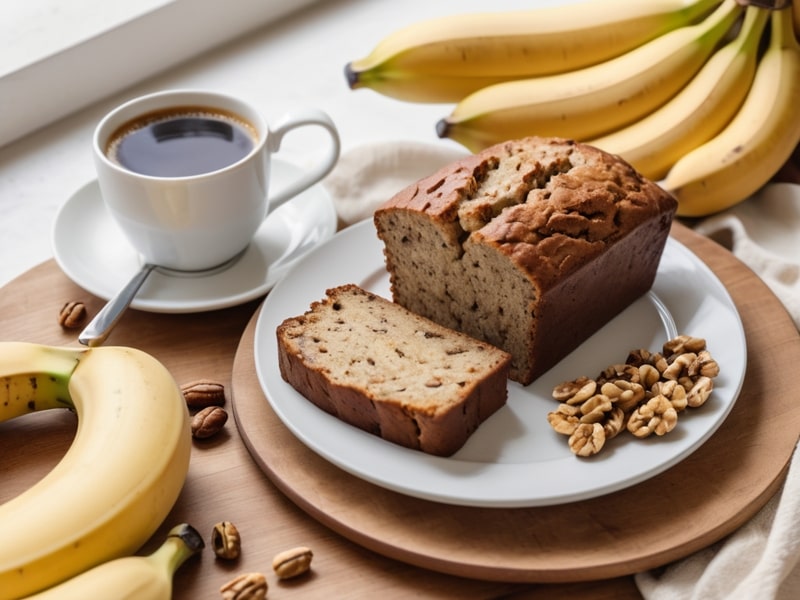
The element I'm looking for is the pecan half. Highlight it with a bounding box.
[191,406,228,439]
[272,546,313,579]
[58,301,87,329]
[220,572,267,600]
[181,379,226,410]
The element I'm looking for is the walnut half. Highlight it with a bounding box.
[627,395,678,438]
[211,521,241,560]
[568,423,606,457]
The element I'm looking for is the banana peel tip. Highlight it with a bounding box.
[168,523,205,554]
[344,62,359,89]
[435,118,450,139]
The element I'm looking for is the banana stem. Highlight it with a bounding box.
[147,524,205,576]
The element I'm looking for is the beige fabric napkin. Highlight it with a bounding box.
[323,142,800,600]
[691,183,800,330]
[636,182,800,600]
[324,140,469,226]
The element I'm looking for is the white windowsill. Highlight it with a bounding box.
[0,0,323,149]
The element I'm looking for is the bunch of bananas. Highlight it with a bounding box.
[346,0,800,217]
[0,342,192,599]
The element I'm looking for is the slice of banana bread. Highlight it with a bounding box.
[276,284,511,457]
[374,137,677,385]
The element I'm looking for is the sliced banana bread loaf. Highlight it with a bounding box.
[374,137,677,385]
[276,284,512,456]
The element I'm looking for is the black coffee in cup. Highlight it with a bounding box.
[105,106,258,178]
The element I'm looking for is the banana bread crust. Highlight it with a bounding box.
[374,137,677,384]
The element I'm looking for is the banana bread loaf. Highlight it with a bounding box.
[374,137,677,385]
[276,284,512,456]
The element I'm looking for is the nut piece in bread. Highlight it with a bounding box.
[374,137,677,385]
[276,284,511,457]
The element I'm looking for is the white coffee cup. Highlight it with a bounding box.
[92,89,340,272]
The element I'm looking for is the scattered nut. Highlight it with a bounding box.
[689,350,720,379]
[211,521,241,560]
[547,403,580,435]
[602,406,626,440]
[597,363,639,384]
[663,335,707,358]
[181,379,226,410]
[568,423,606,457]
[652,380,688,411]
[625,348,658,367]
[578,394,613,423]
[191,406,228,439]
[686,376,715,408]
[627,394,678,438]
[600,379,645,412]
[272,546,313,579]
[552,376,596,404]
[58,301,87,329]
[661,352,697,380]
[638,364,662,389]
[220,572,267,600]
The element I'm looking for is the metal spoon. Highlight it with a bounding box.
[78,263,156,347]
[78,250,247,347]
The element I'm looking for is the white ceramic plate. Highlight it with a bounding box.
[51,159,337,313]
[254,219,747,508]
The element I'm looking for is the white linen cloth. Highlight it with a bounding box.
[322,142,800,600]
[636,182,800,600]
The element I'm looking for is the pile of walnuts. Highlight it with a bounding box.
[548,335,720,457]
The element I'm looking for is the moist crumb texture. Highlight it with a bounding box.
[276,284,511,456]
[374,137,677,385]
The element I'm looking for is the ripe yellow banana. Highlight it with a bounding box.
[436,0,743,151]
[588,4,769,181]
[346,0,723,103]
[24,523,203,600]
[662,6,800,217]
[0,342,191,599]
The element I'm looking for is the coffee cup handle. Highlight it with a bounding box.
[266,108,341,210]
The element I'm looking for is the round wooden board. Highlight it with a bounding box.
[231,222,800,583]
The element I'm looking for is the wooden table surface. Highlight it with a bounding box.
[2,219,799,599]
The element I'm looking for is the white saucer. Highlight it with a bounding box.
[51,159,337,313]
